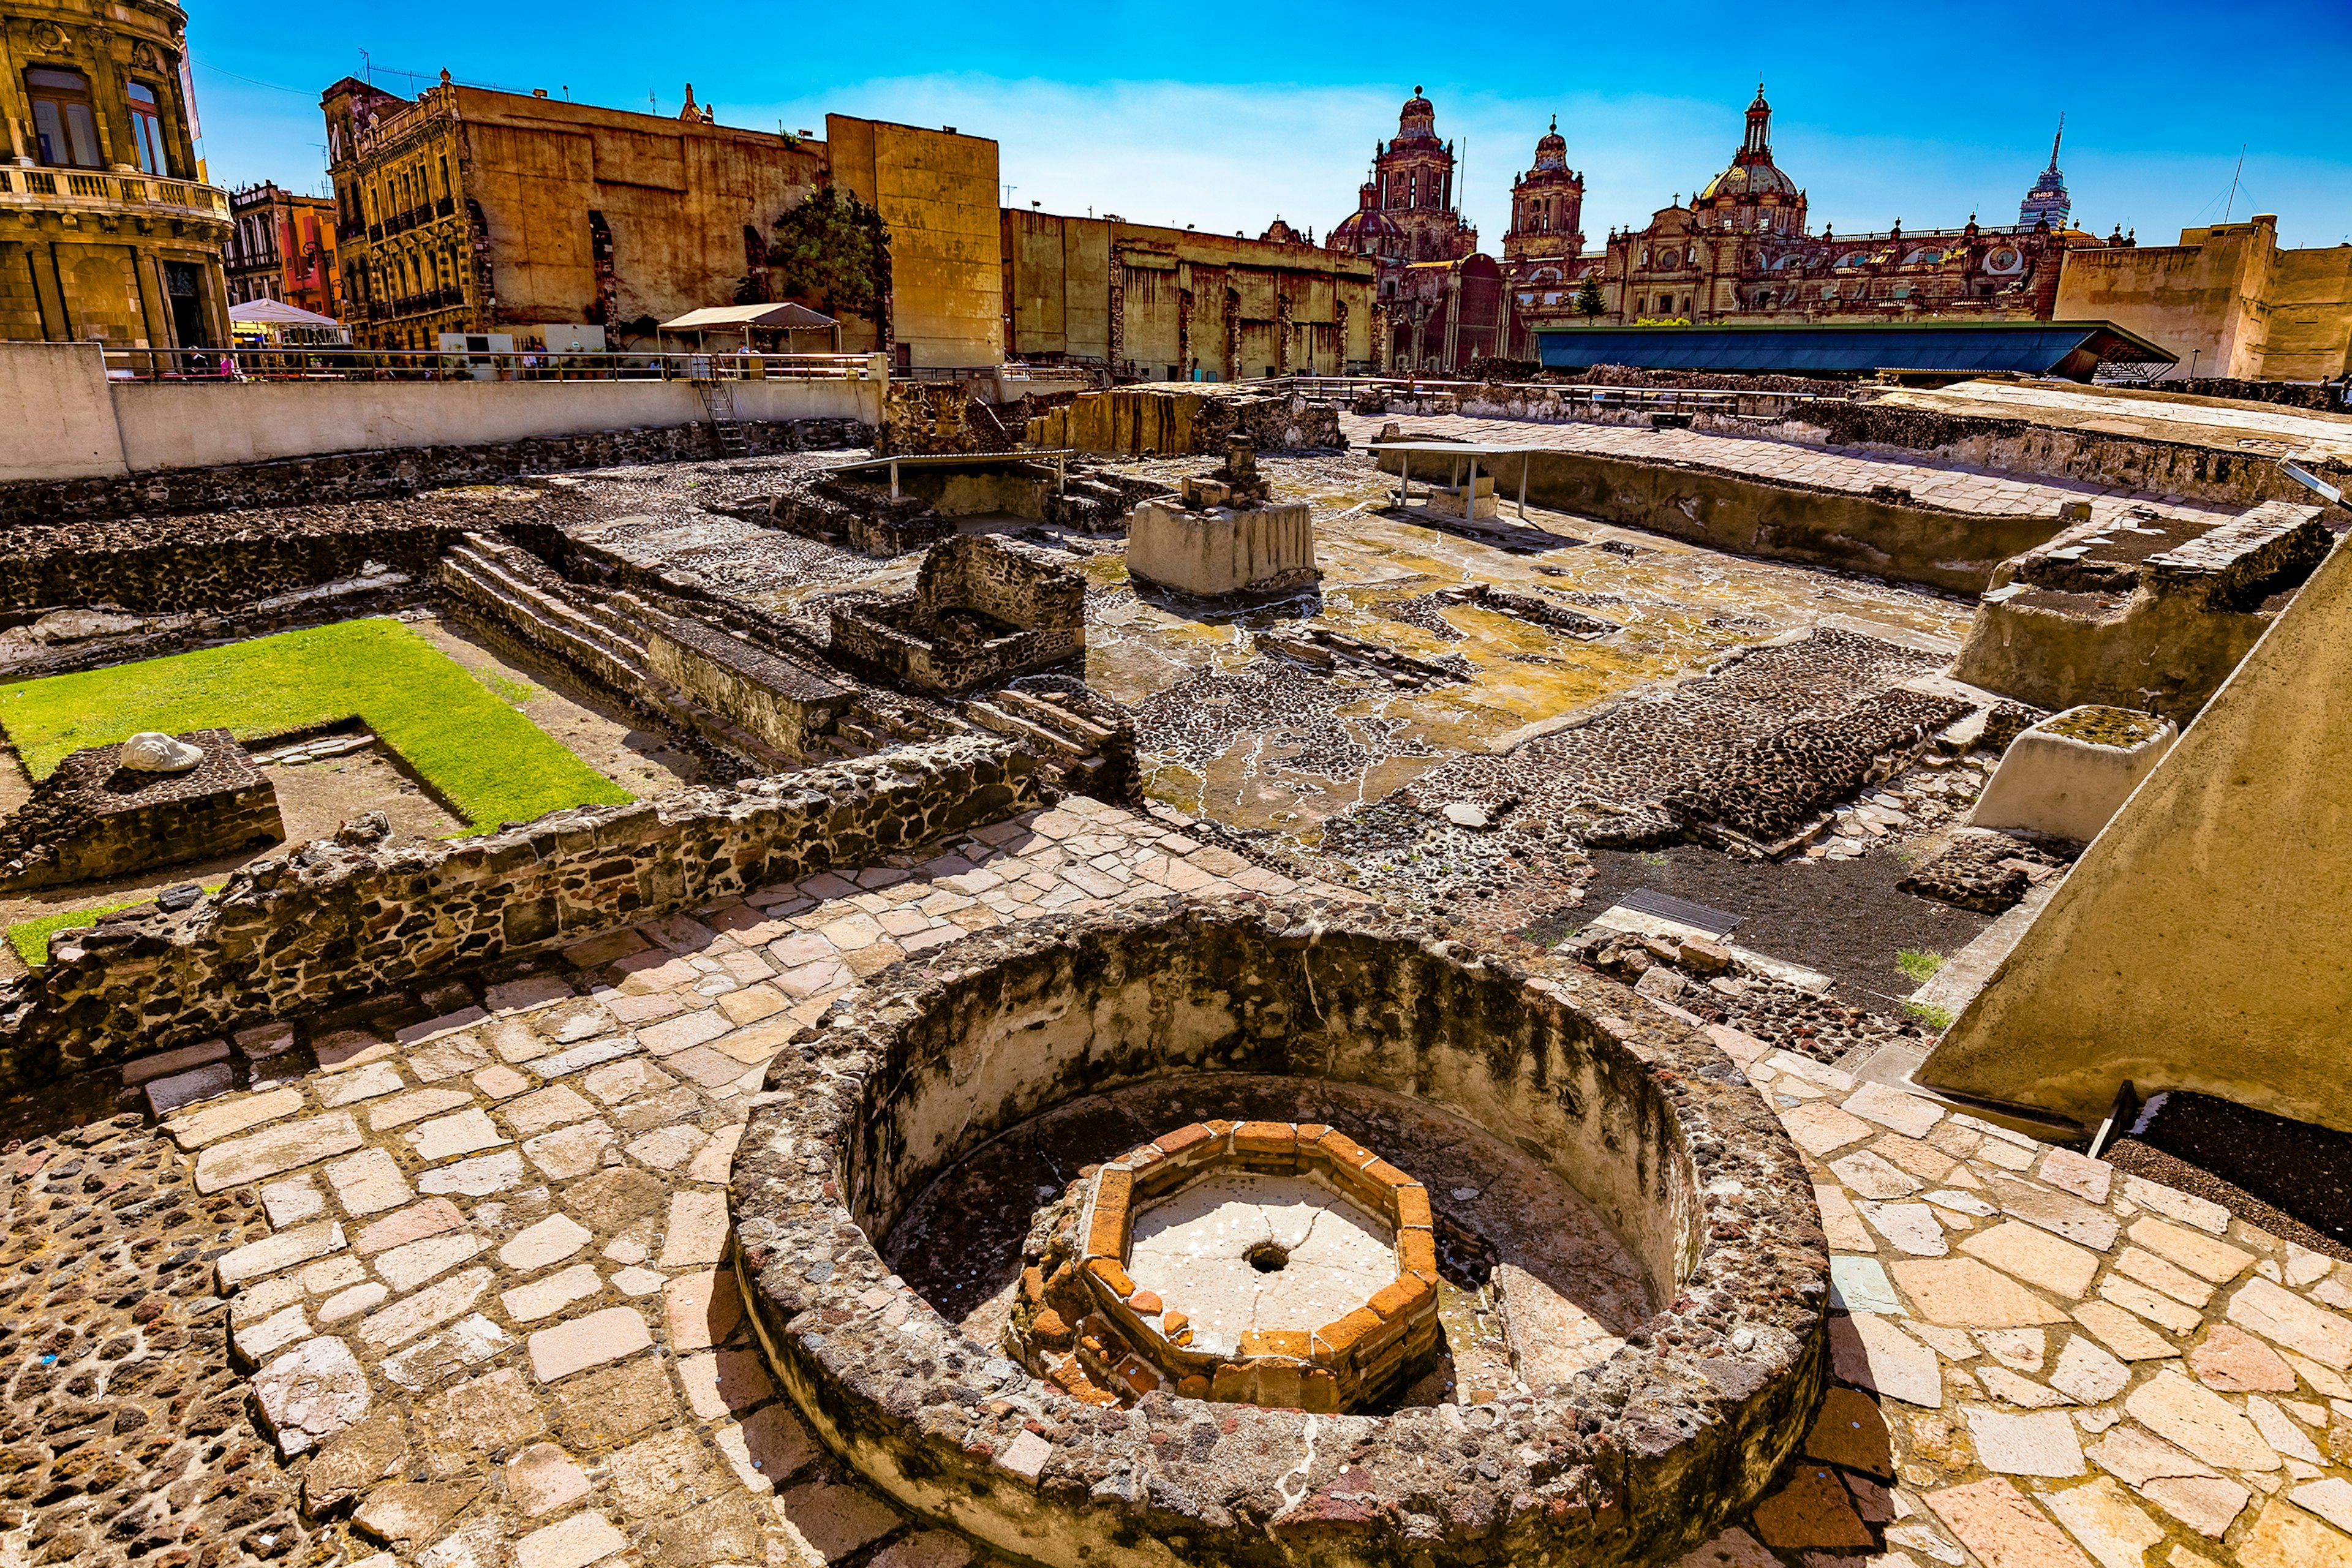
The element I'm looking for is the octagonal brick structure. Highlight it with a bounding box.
[1075,1118,1442,1411]
[732,894,1828,1568]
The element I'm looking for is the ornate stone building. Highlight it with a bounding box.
[321,75,830,352]
[0,0,230,347]
[225,181,338,319]
[1583,86,2111,331]
[1328,88,1478,288]
[321,78,1004,364]
[1327,89,1487,372]
[1500,117,1594,347]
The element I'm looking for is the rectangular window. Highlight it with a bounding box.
[129,81,168,175]
[27,67,102,168]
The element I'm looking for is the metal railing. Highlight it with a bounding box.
[0,166,229,217]
[97,347,883,384]
[1269,374,1842,417]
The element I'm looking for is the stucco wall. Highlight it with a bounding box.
[827,116,1002,369]
[1918,532,2352,1133]
[0,352,880,481]
[2051,216,2352,382]
[110,376,878,472]
[0,343,127,482]
[1376,444,2062,595]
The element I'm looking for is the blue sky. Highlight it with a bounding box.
[188,0,2352,251]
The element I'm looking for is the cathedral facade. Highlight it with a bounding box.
[1327,85,2124,369]
[1532,88,2125,335]
[1328,88,1485,371]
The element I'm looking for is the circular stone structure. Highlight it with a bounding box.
[1047,1119,1444,1412]
[733,895,1828,1568]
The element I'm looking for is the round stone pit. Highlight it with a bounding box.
[732,894,1828,1568]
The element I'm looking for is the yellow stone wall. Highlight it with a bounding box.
[827,115,1001,369]
[1004,208,1375,378]
[2053,215,2352,382]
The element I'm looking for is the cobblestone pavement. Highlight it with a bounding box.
[1340,413,2260,529]
[21,791,2352,1568]
[11,798,1329,1568]
[1689,1025,2352,1568]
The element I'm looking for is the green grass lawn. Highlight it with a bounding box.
[0,617,631,834]
[7,889,220,968]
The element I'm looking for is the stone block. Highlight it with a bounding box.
[1126,499,1317,598]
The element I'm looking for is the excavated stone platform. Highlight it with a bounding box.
[15,793,2352,1568]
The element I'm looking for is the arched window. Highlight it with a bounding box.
[26,68,102,167]
[128,82,168,175]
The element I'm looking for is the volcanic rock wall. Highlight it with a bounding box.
[0,738,1039,1088]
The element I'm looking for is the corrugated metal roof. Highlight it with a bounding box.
[1529,321,2174,379]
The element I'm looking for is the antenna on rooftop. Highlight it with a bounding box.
[2223,145,2246,222]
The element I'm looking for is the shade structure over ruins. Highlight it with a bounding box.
[1532,320,2175,379]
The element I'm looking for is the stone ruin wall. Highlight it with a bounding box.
[1027,386,1344,456]
[0,737,1040,1091]
[0,418,870,530]
[735,898,1829,1568]
[1779,400,2346,510]
[915,532,1085,633]
[0,512,464,615]
[1428,383,2346,510]
[0,729,284,893]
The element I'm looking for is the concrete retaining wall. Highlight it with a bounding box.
[1919,532,2352,1133]
[1378,445,2059,595]
[0,341,883,483]
[0,342,126,482]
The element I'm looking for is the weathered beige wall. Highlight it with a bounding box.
[463,97,826,335]
[92,375,878,473]
[1376,445,2064,595]
[2265,245,2352,383]
[1126,500,1316,595]
[827,116,1001,369]
[1003,210,1374,377]
[2052,216,2352,382]
[1950,590,2280,721]
[0,342,127,482]
[1920,531,2352,1133]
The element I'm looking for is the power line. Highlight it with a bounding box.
[190,55,317,97]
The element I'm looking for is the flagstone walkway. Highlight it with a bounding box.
[20,793,2352,1568]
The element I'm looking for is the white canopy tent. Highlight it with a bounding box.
[657,302,842,355]
[228,296,349,344]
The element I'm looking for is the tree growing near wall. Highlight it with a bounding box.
[1574,273,1605,320]
[771,186,891,341]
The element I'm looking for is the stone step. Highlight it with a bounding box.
[966,699,1090,760]
[993,686,1116,744]
[438,554,651,684]
[436,546,798,774]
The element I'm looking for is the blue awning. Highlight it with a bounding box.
[1531,321,2174,380]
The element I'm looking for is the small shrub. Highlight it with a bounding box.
[1903,1000,1954,1031]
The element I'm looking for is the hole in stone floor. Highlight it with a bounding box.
[1243,1239,1291,1273]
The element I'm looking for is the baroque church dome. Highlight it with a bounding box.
[1329,182,1405,253]
[1700,85,1798,202]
